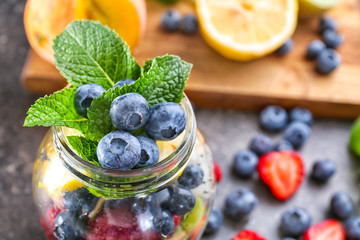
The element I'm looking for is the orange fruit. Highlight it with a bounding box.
[24,0,146,64]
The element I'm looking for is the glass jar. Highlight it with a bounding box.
[32,96,216,240]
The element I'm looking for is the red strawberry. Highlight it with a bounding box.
[173,215,182,228]
[304,219,345,240]
[232,230,267,240]
[214,160,222,183]
[258,151,304,201]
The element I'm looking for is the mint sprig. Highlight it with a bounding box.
[24,88,91,135]
[53,20,141,89]
[67,136,100,166]
[87,55,192,140]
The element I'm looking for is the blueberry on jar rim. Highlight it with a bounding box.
[110,93,150,131]
[97,130,141,170]
[74,83,105,118]
[133,136,160,169]
[144,102,186,141]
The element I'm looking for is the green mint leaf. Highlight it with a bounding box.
[140,55,192,106]
[67,136,100,166]
[87,55,192,140]
[24,88,91,135]
[53,20,141,89]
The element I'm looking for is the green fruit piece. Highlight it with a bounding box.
[181,197,205,233]
[350,118,360,157]
[299,0,340,19]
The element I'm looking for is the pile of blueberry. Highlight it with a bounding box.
[276,16,343,75]
[74,79,186,171]
[50,163,204,239]
[161,9,199,35]
[203,105,360,240]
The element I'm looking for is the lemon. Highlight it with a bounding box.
[299,0,340,19]
[195,0,298,61]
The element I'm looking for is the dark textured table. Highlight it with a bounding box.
[0,0,359,239]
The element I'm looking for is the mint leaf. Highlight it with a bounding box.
[87,55,192,140]
[67,136,100,166]
[140,55,192,106]
[53,20,141,89]
[24,88,91,136]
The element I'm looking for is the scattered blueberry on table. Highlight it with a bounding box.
[330,192,354,220]
[232,150,258,178]
[161,9,181,32]
[224,188,258,219]
[311,159,337,182]
[284,121,311,148]
[249,134,272,156]
[275,39,294,57]
[180,14,199,35]
[306,40,327,60]
[260,105,288,132]
[280,207,312,237]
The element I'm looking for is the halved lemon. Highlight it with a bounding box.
[196,0,299,61]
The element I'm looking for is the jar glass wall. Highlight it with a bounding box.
[32,96,216,240]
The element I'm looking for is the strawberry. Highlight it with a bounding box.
[258,151,304,201]
[304,219,345,240]
[232,230,267,240]
[214,159,222,183]
[40,205,64,240]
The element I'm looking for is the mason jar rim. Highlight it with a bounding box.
[52,94,197,196]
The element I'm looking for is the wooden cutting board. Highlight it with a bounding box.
[21,0,360,118]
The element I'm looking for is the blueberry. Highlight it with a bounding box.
[144,102,186,141]
[316,48,341,75]
[249,134,272,156]
[323,30,344,49]
[284,121,311,148]
[178,164,204,189]
[152,187,172,210]
[110,93,149,131]
[260,105,288,132]
[282,239,296,240]
[311,159,336,182]
[74,83,105,117]
[53,210,85,240]
[273,140,294,151]
[346,217,360,240]
[275,39,294,57]
[180,14,198,35]
[161,9,181,32]
[306,40,326,60]
[97,130,141,170]
[133,136,160,169]
[232,150,258,178]
[289,107,313,125]
[113,78,136,89]
[204,207,224,235]
[319,16,338,34]
[280,207,312,237]
[167,186,196,216]
[153,209,175,237]
[132,197,149,215]
[331,192,354,220]
[62,187,99,218]
[224,188,258,219]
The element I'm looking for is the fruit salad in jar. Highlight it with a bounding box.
[26,20,215,240]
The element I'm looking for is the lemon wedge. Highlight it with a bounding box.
[196,0,298,61]
[299,0,340,19]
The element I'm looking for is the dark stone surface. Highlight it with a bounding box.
[0,0,358,239]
